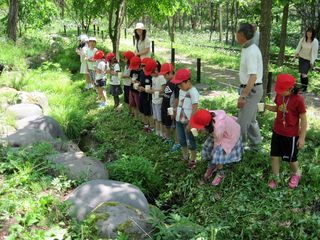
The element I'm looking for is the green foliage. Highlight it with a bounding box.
[19,0,58,31]
[108,155,163,199]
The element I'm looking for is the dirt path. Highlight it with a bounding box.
[153,45,320,118]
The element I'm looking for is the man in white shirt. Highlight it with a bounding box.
[236,23,263,148]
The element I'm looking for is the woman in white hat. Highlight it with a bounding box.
[134,23,151,59]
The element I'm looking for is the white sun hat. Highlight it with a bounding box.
[88,37,97,42]
[135,22,145,30]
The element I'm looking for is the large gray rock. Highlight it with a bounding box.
[67,180,149,221]
[15,116,66,139]
[4,128,54,147]
[18,91,50,114]
[88,202,150,239]
[6,103,43,120]
[47,151,108,181]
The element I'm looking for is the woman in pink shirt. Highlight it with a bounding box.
[190,109,243,186]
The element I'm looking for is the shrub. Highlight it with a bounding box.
[107,155,163,199]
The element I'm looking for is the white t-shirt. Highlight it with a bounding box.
[123,65,132,86]
[176,87,199,123]
[239,44,263,85]
[95,61,106,80]
[152,75,166,104]
[137,37,151,59]
[86,48,97,70]
[110,63,121,85]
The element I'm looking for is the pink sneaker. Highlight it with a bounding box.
[203,166,217,181]
[268,179,277,189]
[211,174,224,186]
[288,174,301,189]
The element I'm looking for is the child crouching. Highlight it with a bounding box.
[190,109,243,186]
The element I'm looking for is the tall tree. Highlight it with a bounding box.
[7,0,19,42]
[107,0,125,58]
[277,2,289,66]
[260,0,273,98]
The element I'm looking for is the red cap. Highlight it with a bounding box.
[274,74,296,94]
[159,63,174,75]
[141,57,153,66]
[190,109,212,129]
[123,51,135,60]
[143,59,157,76]
[106,52,115,62]
[129,56,141,70]
[92,50,104,60]
[171,68,191,84]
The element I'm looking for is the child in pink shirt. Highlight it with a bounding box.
[190,109,243,186]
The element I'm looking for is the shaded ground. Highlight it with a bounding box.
[152,44,320,118]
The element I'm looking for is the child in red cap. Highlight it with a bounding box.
[128,56,141,119]
[122,51,135,114]
[106,53,123,109]
[172,68,199,168]
[139,58,155,132]
[93,50,107,108]
[190,109,243,186]
[159,63,181,150]
[145,60,166,137]
[265,74,307,189]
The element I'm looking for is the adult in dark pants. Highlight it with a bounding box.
[295,27,319,92]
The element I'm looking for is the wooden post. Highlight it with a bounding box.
[77,26,80,36]
[197,58,201,83]
[171,48,175,65]
[97,26,100,35]
[93,25,96,35]
[152,41,155,54]
[64,25,67,36]
[101,31,104,40]
[133,35,135,46]
[124,28,127,39]
[267,71,272,99]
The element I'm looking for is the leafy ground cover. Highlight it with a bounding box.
[0,29,320,239]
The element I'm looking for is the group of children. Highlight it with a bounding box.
[76,35,307,189]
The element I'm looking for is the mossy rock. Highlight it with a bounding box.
[87,201,151,239]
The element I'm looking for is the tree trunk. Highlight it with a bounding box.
[209,2,215,42]
[108,0,125,58]
[7,0,19,42]
[277,3,289,66]
[260,0,273,98]
[231,0,235,46]
[219,4,223,42]
[167,16,175,44]
[225,1,229,45]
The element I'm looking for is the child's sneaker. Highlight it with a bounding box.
[268,179,277,189]
[288,174,301,189]
[203,165,217,181]
[211,173,224,186]
[98,102,107,108]
[171,143,181,152]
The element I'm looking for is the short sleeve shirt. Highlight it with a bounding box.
[95,61,106,80]
[152,75,167,104]
[86,48,97,70]
[137,37,151,59]
[162,81,179,109]
[110,63,121,85]
[123,65,132,86]
[176,87,199,123]
[273,94,306,137]
[239,44,263,84]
